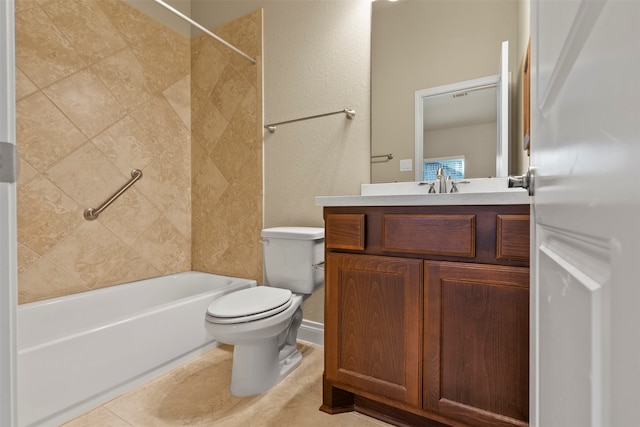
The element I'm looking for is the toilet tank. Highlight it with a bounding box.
[261,227,324,295]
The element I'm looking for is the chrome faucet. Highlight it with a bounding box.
[436,167,447,193]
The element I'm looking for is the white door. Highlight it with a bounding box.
[0,0,18,426]
[530,0,640,426]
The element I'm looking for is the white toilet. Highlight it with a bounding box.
[204,226,324,396]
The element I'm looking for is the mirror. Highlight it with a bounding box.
[415,41,509,181]
[371,0,529,183]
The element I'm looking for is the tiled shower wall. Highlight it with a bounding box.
[15,0,263,304]
[191,10,263,283]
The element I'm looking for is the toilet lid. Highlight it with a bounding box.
[206,287,293,324]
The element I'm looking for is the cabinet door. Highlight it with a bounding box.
[325,253,422,407]
[424,261,529,427]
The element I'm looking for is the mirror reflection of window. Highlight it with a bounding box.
[423,156,465,181]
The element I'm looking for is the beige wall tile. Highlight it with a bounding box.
[19,257,89,304]
[15,0,40,13]
[160,28,190,71]
[214,10,262,89]
[162,75,191,128]
[41,0,127,64]
[97,0,162,46]
[190,10,263,283]
[210,126,251,182]
[45,141,126,209]
[43,69,127,139]
[91,48,153,111]
[91,115,156,176]
[191,99,228,149]
[130,30,188,94]
[93,250,160,290]
[129,95,189,153]
[230,86,260,150]
[191,143,228,213]
[191,38,227,95]
[209,64,252,122]
[16,158,39,188]
[44,221,130,287]
[15,6,87,88]
[16,92,88,173]
[218,224,261,280]
[17,175,83,256]
[136,217,190,274]
[98,188,161,246]
[135,144,189,212]
[215,12,260,60]
[17,244,39,274]
[163,191,191,240]
[15,67,37,100]
[191,221,227,273]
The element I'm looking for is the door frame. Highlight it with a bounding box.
[0,0,18,425]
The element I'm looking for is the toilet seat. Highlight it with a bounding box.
[206,287,293,324]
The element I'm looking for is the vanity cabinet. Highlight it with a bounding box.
[321,204,530,427]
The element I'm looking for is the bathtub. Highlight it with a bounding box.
[17,271,256,427]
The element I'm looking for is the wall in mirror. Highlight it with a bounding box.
[371,0,530,183]
[418,76,499,181]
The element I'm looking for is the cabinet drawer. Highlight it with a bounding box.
[496,214,530,261]
[382,214,475,258]
[326,213,365,251]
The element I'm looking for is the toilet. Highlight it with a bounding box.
[204,226,324,396]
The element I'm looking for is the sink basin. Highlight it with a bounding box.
[360,178,518,196]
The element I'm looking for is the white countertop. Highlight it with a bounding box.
[315,179,530,207]
[316,191,529,207]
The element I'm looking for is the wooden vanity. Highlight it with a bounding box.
[319,201,530,427]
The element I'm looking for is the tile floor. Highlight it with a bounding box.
[62,343,393,426]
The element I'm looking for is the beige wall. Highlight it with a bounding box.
[263,1,370,323]
[15,0,263,303]
[192,1,371,324]
[371,0,522,183]
[261,1,371,229]
[425,122,497,179]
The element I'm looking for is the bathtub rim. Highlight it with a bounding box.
[17,271,257,427]
[17,271,257,352]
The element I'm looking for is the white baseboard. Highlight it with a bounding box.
[297,319,324,346]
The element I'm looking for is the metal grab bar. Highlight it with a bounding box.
[264,109,355,133]
[84,169,143,221]
[371,153,393,161]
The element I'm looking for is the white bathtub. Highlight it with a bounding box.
[17,271,256,427]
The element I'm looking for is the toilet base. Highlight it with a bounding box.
[229,338,302,396]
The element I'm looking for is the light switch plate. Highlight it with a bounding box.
[400,159,412,172]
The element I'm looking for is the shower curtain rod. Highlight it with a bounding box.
[152,0,257,65]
